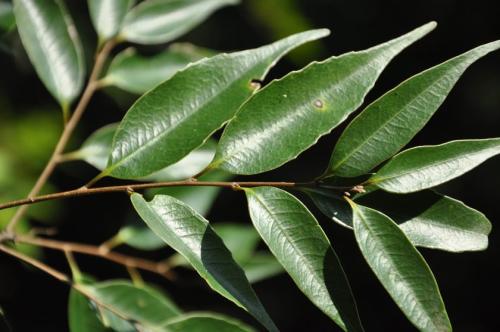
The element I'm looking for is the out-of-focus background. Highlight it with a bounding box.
[1,0,499,331]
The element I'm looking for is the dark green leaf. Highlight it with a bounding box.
[70,123,218,181]
[160,312,255,332]
[103,43,215,94]
[213,223,261,263]
[105,29,329,179]
[13,0,85,110]
[245,186,363,331]
[120,0,239,44]
[131,193,277,331]
[327,41,500,177]
[69,289,111,332]
[0,2,15,32]
[306,187,491,252]
[350,203,451,331]
[357,190,492,252]
[211,22,435,175]
[370,138,500,193]
[88,0,133,43]
[82,280,181,331]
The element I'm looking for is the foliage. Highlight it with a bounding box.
[0,0,499,331]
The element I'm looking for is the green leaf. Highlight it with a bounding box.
[211,22,436,175]
[307,188,492,252]
[82,280,181,331]
[120,0,239,44]
[243,253,284,284]
[88,0,133,43]
[70,123,218,181]
[245,186,363,332]
[105,29,329,179]
[160,312,255,332]
[350,203,451,332]
[69,289,111,332]
[103,43,215,94]
[13,0,85,110]
[0,2,15,32]
[356,190,492,252]
[131,193,278,331]
[370,138,500,193]
[69,123,117,171]
[327,41,500,178]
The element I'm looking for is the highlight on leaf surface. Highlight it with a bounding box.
[211,21,436,175]
[104,29,329,179]
[326,40,500,178]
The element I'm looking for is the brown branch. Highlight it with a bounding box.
[14,235,174,280]
[6,39,116,233]
[0,244,137,322]
[0,180,303,211]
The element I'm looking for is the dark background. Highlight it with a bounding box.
[1,0,500,331]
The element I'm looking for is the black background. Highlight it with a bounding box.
[1,0,500,331]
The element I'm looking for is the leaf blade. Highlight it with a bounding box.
[13,0,85,109]
[160,312,255,332]
[245,186,363,331]
[88,0,133,43]
[212,22,436,175]
[328,40,500,177]
[351,203,451,332]
[121,0,239,44]
[370,138,500,193]
[130,193,277,331]
[106,29,329,179]
[103,43,213,94]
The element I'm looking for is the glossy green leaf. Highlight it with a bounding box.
[120,0,238,44]
[307,188,492,252]
[105,29,329,179]
[370,138,500,193]
[357,190,492,252]
[120,171,231,250]
[243,253,284,284]
[160,313,255,332]
[211,22,435,175]
[350,203,451,332]
[0,2,15,32]
[131,193,278,331]
[13,0,85,110]
[82,280,181,331]
[70,123,217,181]
[88,0,133,43]
[103,43,214,94]
[327,41,500,178]
[245,186,363,331]
[69,289,110,332]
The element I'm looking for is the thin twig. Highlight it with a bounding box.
[6,40,116,233]
[0,244,135,322]
[0,180,304,211]
[14,235,174,280]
